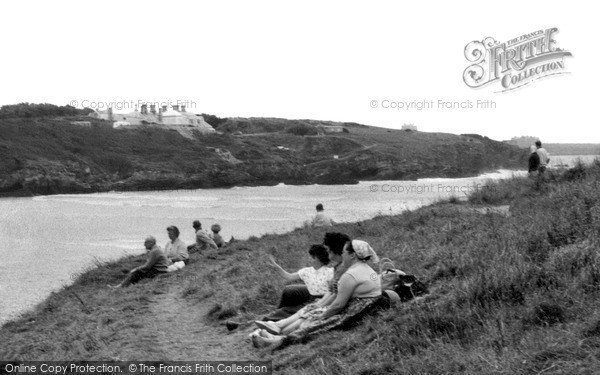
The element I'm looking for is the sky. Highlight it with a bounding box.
[0,0,597,143]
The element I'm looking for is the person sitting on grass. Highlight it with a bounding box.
[109,236,169,288]
[187,220,218,253]
[262,244,333,321]
[311,203,334,227]
[251,239,381,348]
[164,225,189,264]
[262,232,350,321]
[210,224,225,248]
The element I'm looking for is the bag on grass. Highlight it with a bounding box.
[379,258,428,302]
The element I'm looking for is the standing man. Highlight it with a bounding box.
[312,203,333,227]
[187,220,218,253]
[535,140,551,175]
[528,145,540,176]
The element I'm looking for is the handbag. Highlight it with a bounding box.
[378,258,428,301]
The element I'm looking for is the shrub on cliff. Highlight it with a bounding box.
[287,123,318,136]
[0,103,92,119]
[201,113,227,128]
[92,153,134,179]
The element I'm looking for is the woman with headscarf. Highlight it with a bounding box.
[252,239,381,347]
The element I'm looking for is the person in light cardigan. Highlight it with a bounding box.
[261,244,333,321]
[164,225,189,264]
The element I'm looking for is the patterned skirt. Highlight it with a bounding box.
[286,296,381,344]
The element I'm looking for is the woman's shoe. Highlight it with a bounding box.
[252,334,271,348]
[254,320,281,335]
[258,329,276,339]
[248,329,261,339]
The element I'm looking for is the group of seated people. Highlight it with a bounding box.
[109,220,226,288]
[110,202,334,290]
[108,215,385,349]
[250,232,383,349]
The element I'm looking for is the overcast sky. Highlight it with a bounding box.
[0,1,596,143]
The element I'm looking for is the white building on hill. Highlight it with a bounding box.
[161,105,209,127]
[93,108,125,122]
[93,104,215,134]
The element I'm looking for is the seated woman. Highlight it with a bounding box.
[252,239,381,347]
[109,236,169,288]
[164,225,189,264]
[262,232,350,321]
[263,244,333,320]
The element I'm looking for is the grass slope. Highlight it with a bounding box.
[3,163,600,373]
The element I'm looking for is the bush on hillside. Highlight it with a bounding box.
[92,153,134,179]
[201,113,227,128]
[0,103,92,119]
[287,123,318,136]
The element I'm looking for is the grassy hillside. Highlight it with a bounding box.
[2,161,600,374]
[0,115,526,196]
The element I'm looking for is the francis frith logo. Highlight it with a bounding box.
[463,27,572,92]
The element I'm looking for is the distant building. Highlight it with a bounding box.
[161,105,211,129]
[91,104,216,134]
[120,104,158,125]
[91,108,126,122]
[401,124,417,131]
[70,121,92,127]
[113,121,131,128]
[316,125,345,135]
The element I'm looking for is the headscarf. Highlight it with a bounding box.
[352,240,379,263]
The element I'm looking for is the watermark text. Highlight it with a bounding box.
[369,183,496,195]
[369,99,496,111]
[69,99,198,111]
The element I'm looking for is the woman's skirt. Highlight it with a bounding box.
[286,296,381,344]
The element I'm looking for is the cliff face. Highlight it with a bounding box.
[0,117,527,196]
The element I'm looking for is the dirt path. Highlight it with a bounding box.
[149,264,261,360]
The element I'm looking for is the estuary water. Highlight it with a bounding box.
[0,158,592,325]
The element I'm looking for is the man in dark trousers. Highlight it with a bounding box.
[110,236,169,288]
[528,145,540,175]
[535,140,551,175]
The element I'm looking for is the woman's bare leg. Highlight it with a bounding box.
[281,318,304,335]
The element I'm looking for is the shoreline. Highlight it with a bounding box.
[3,163,600,372]
[1,165,521,325]
[5,153,596,200]
[0,171,512,327]
[0,167,525,200]
[0,167,554,327]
